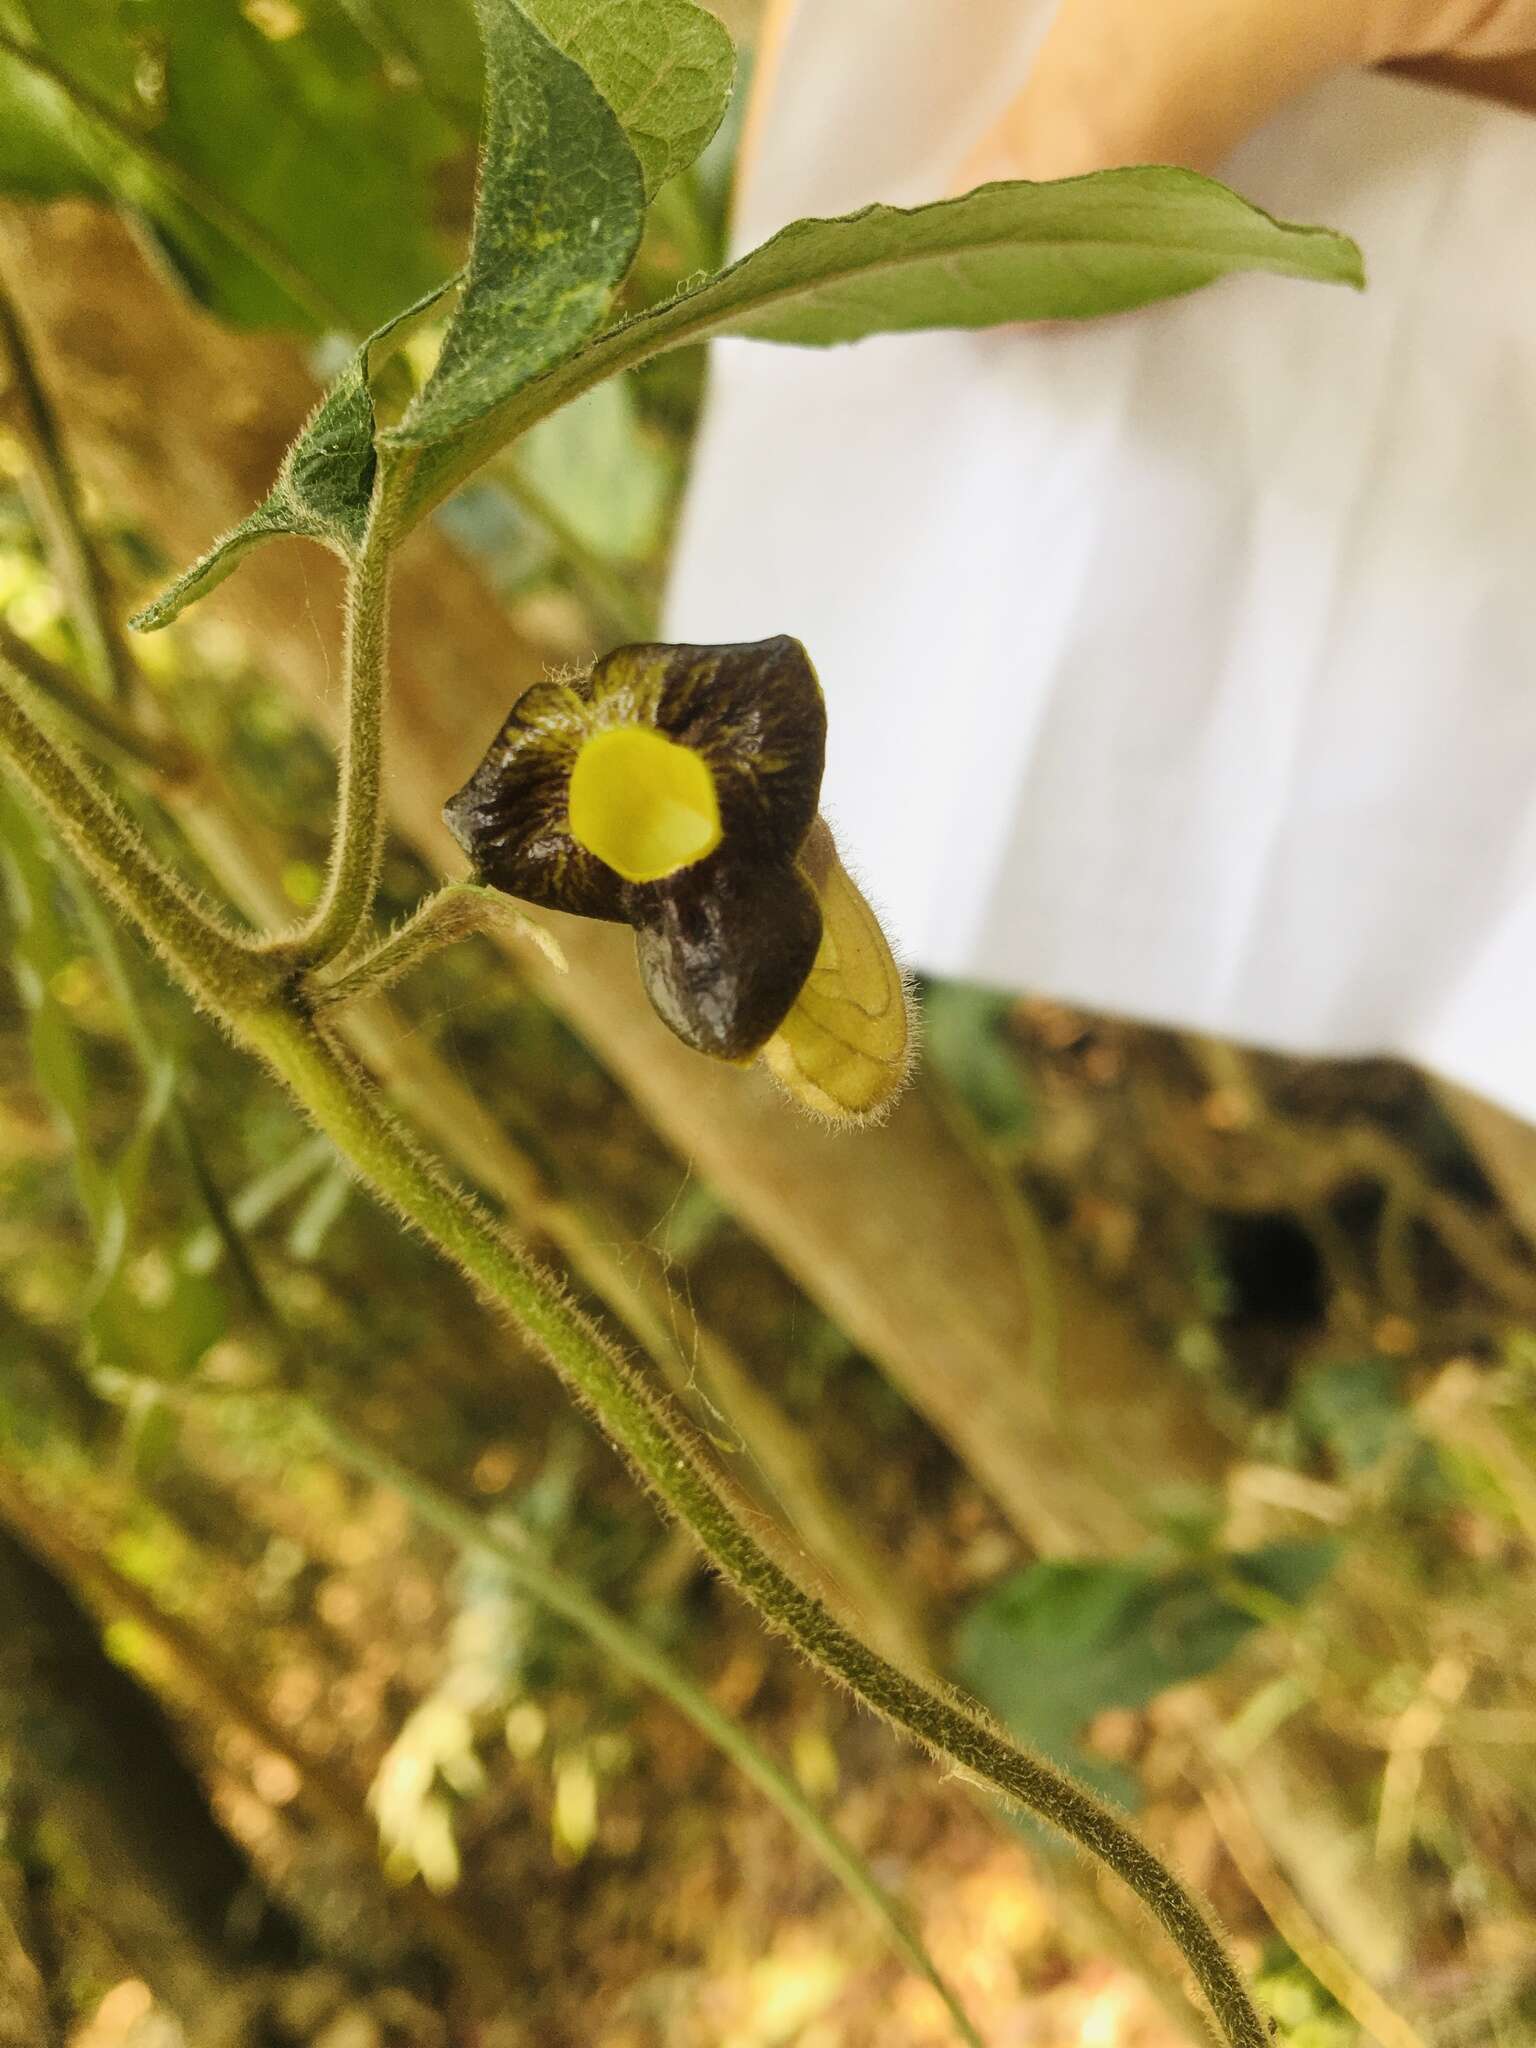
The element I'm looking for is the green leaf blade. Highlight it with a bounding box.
[133,0,654,624]
[384,0,646,451]
[953,1542,1338,1806]
[0,0,467,333]
[668,170,1364,350]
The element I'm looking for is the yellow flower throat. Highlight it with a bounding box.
[567,725,722,883]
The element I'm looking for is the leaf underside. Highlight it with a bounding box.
[399,166,1365,528]
[672,168,1365,345]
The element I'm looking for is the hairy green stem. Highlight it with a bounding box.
[0,656,1271,2048]
[132,985,963,2023]
[311,881,559,1009]
[303,1406,985,2048]
[0,429,1274,2041]
[0,275,135,705]
[240,1005,1270,2048]
[0,661,277,1011]
[0,607,925,1670]
[292,473,404,970]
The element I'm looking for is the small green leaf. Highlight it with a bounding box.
[130,308,408,628]
[520,0,734,196]
[1295,1359,1410,1475]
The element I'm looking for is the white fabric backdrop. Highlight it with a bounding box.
[665,0,1536,1118]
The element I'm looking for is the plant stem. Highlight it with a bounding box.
[0,509,1273,2048]
[0,660,277,1012]
[292,470,403,970]
[238,1004,1271,2048]
[303,1405,985,2048]
[311,881,560,1009]
[0,277,135,704]
[0,607,928,1674]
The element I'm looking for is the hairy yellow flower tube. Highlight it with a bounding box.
[443,637,911,1123]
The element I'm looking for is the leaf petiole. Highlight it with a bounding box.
[309,880,563,1012]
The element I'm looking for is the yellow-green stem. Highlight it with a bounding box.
[240,1004,1269,2048]
[0,530,1273,2048]
[292,468,405,969]
[311,882,555,1009]
[0,660,278,1012]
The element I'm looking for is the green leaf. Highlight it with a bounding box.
[0,0,465,331]
[1294,1359,1411,1475]
[954,1542,1337,1804]
[519,0,734,196]
[337,0,734,191]
[399,166,1366,526]
[673,171,1365,346]
[383,0,645,451]
[0,0,136,199]
[138,144,1361,625]
[130,306,407,628]
[134,0,648,628]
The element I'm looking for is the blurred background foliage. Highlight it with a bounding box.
[1,4,1535,2045]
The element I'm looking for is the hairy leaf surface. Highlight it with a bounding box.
[384,0,646,450]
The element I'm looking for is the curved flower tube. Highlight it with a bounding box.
[443,636,912,1121]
